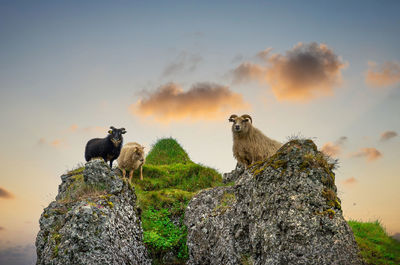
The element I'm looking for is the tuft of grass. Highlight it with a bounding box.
[146,138,191,165]
[348,220,400,265]
[129,138,225,264]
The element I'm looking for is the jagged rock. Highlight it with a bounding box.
[36,160,151,265]
[185,139,364,265]
[222,163,245,184]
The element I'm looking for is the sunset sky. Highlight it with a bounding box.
[1,1,400,264]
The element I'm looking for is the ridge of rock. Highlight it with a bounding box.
[185,139,365,265]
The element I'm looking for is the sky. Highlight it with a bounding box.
[0,0,399,264]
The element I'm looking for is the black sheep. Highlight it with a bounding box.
[84,126,126,168]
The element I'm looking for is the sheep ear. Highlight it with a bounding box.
[122,130,127,134]
[108,130,113,134]
[229,114,237,122]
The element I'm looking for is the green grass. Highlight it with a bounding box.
[146,138,191,165]
[130,138,224,264]
[348,220,400,265]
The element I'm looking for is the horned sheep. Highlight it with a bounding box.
[117,142,146,181]
[229,114,282,167]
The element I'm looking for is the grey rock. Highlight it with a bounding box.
[36,160,150,265]
[185,139,365,265]
[222,163,245,184]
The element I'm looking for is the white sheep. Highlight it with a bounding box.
[117,142,145,181]
[229,114,282,167]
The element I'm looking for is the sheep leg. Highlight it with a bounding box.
[129,170,134,182]
[109,160,113,168]
[121,169,126,178]
[140,165,143,181]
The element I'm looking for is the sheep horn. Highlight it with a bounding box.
[229,114,238,122]
[241,114,252,124]
[110,126,116,130]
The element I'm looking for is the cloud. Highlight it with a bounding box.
[67,125,108,134]
[0,187,14,199]
[321,136,348,157]
[162,52,202,76]
[365,61,400,88]
[69,124,78,132]
[232,42,347,102]
[231,63,267,84]
[50,139,65,147]
[342,177,357,185]
[0,244,36,265]
[380,130,398,141]
[37,138,67,149]
[321,142,340,157]
[130,82,249,123]
[350,147,382,162]
[256,47,273,61]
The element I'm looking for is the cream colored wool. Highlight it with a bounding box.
[117,142,145,181]
[230,114,282,167]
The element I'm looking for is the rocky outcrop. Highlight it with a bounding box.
[222,163,245,184]
[185,139,364,265]
[35,160,151,265]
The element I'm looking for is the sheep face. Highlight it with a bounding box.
[132,146,145,165]
[229,114,252,135]
[108,126,126,147]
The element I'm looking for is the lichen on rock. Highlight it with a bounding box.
[35,159,151,265]
[185,139,365,265]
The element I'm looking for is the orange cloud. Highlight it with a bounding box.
[342,177,357,185]
[130,82,249,123]
[37,138,67,148]
[321,136,347,157]
[51,139,65,147]
[69,124,78,132]
[0,187,14,199]
[350,147,382,162]
[69,125,108,134]
[365,61,400,88]
[232,42,347,102]
[380,130,398,141]
[321,142,340,157]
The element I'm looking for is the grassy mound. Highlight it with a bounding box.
[348,220,400,265]
[130,138,224,264]
[146,138,191,165]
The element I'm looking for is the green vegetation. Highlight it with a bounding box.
[348,220,400,265]
[130,138,224,264]
[57,172,107,203]
[146,138,191,165]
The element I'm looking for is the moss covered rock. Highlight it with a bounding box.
[185,139,365,265]
[35,160,150,265]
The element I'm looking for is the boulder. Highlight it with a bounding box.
[185,139,364,265]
